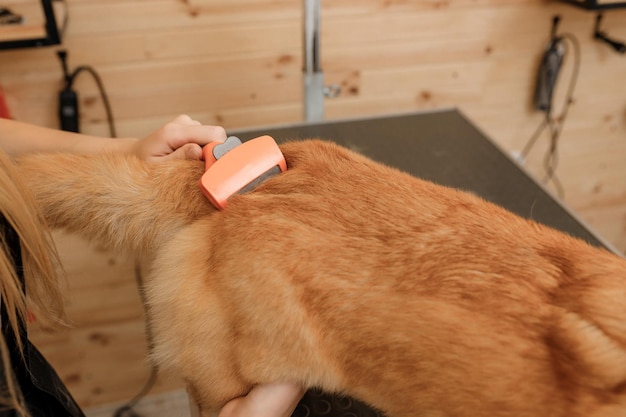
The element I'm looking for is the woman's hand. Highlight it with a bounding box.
[130,115,227,162]
[218,383,305,417]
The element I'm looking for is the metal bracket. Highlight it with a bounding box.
[593,13,626,53]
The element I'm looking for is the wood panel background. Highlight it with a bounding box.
[1,0,625,410]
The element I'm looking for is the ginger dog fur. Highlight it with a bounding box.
[15,139,626,417]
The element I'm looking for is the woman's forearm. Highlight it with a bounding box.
[1,115,226,161]
[0,118,137,157]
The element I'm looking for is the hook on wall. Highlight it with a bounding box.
[593,13,626,54]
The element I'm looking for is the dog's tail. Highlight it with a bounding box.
[16,152,213,257]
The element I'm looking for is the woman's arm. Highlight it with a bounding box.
[0,115,226,161]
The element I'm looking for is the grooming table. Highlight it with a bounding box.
[230,108,611,417]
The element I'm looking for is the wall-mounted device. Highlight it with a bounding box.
[57,50,79,132]
[534,17,565,113]
[0,0,60,50]
[55,49,116,135]
[523,15,581,199]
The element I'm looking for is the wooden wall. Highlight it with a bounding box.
[2,0,626,409]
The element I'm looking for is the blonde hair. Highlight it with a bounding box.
[0,149,66,415]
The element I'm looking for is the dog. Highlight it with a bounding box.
[16,139,626,417]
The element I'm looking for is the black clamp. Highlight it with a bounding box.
[594,13,625,54]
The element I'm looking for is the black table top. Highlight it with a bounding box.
[233,108,608,250]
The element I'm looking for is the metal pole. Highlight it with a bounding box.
[303,0,325,122]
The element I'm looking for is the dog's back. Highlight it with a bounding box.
[16,140,626,417]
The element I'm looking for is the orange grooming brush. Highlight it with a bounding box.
[199,135,287,210]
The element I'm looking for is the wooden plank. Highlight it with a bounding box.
[359,61,491,97]
[79,73,302,122]
[143,22,300,61]
[61,0,300,36]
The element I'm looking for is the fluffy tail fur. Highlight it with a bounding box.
[16,152,213,258]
